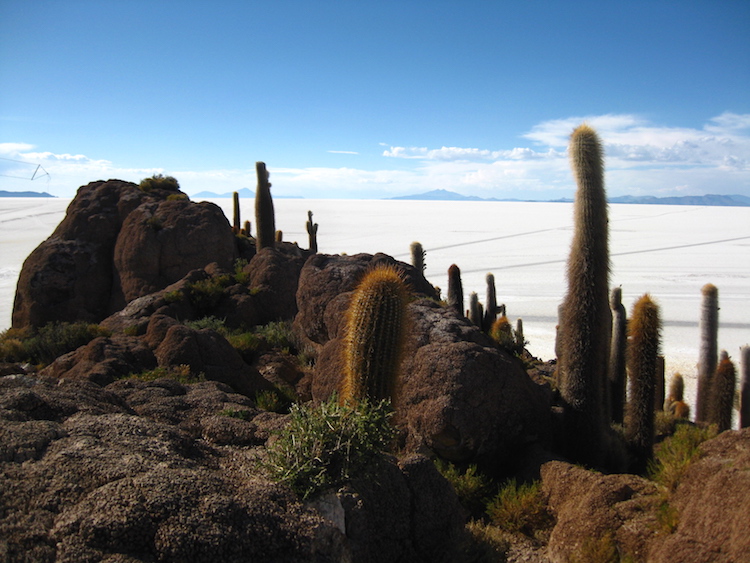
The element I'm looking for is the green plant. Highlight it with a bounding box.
[410,241,425,278]
[557,124,611,468]
[434,460,493,517]
[625,294,661,474]
[255,161,275,250]
[233,258,249,284]
[219,408,253,421]
[483,273,498,332]
[655,499,679,534]
[128,364,205,384]
[469,291,482,327]
[233,191,241,232]
[265,396,395,499]
[489,316,516,353]
[162,289,184,304]
[569,532,620,563]
[144,215,163,231]
[185,315,229,334]
[463,520,509,562]
[166,193,189,201]
[447,264,464,317]
[608,286,627,425]
[185,275,233,315]
[340,265,410,403]
[648,423,716,493]
[139,173,180,192]
[254,388,296,414]
[307,210,318,253]
[486,479,553,537]
[19,322,110,365]
[696,283,719,422]
[708,353,736,432]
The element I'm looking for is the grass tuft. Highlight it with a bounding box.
[486,479,553,537]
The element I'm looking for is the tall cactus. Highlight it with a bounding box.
[307,210,318,253]
[655,355,666,412]
[667,372,690,419]
[233,191,241,233]
[483,273,498,332]
[608,286,627,424]
[557,124,611,466]
[695,283,719,422]
[709,351,736,432]
[468,292,483,327]
[515,318,525,354]
[447,264,464,317]
[740,346,750,429]
[340,265,410,403]
[254,162,275,250]
[625,294,661,473]
[410,242,426,280]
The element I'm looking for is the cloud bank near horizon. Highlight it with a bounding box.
[1,113,748,199]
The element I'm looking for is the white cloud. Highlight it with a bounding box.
[327,150,359,155]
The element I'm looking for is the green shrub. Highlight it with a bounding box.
[15,322,111,365]
[486,479,553,537]
[162,289,184,304]
[648,423,717,493]
[435,460,493,517]
[185,316,229,334]
[128,364,204,384]
[569,532,620,563]
[166,193,189,201]
[265,396,395,499]
[233,258,250,285]
[139,173,180,192]
[254,388,296,414]
[186,275,232,314]
[219,408,253,421]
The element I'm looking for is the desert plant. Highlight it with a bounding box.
[166,193,189,201]
[490,316,515,352]
[254,161,275,250]
[655,355,666,412]
[21,321,111,365]
[275,229,283,242]
[469,292,483,327]
[129,364,204,384]
[340,265,410,403]
[486,479,553,537]
[232,191,241,232]
[625,294,661,473]
[264,396,395,499]
[254,388,295,414]
[741,346,750,428]
[242,220,252,237]
[648,423,716,493]
[569,532,619,563]
[139,173,180,193]
[666,373,690,419]
[307,210,318,253]
[185,275,232,315]
[447,264,464,316]
[607,287,627,424]
[515,318,525,354]
[708,352,736,432]
[463,520,510,561]
[219,407,253,420]
[434,460,493,517]
[557,124,611,467]
[483,273,498,332]
[410,241,426,279]
[696,283,719,423]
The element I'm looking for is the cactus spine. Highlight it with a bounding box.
[740,346,750,428]
[483,273,498,332]
[557,124,611,465]
[307,210,318,253]
[254,162,275,250]
[709,351,736,432]
[608,286,627,424]
[696,283,719,422]
[340,265,410,403]
[625,294,661,473]
[447,264,464,316]
[233,191,241,233]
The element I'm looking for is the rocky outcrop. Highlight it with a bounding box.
[12,180,237,330]
[294,253,550,466]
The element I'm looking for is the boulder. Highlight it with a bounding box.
[243,246,308,324]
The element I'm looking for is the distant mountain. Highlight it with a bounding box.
[0,190,55,198]
[192,188,256,199]
[389,189,512,202]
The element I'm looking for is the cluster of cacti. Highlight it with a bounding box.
[556,124,611,466]
[607,287,627,424]
[307,211,319,253]
[340,265,410,403]
[625,294,661,473]
[447,264,464,316]
[254,161,276,250]
[695,283,719,422]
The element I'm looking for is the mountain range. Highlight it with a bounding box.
[0,190,55,198]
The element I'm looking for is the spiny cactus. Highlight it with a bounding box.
[483,273,498,332]
[625,294,661,473]
[243,220,252,237]
[557,124,611,466]
[709,351,736,432]
[655,355,666,412]
[696,283,719,422]
[608,286,627,424]
[307,210,318,253]
[740,346,750,429]
[447,264,464,316]
[667,372,690,419]
[468,292,483,327]
[340,265,410,403]
[254,162,275,250]
[410,241,426,281]
[490,315,514,351]
[233,191,241,233]
[275,230,283,242]
[515,318,525,354]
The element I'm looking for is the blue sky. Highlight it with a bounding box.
[1,0,749,199]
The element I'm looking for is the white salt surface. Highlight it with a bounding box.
[1,197,749,412]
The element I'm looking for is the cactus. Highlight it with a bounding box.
[625,294,661,473]
[696,283,719,422]
[607,286,627,424]
[709,351,736,432]
[740,346,750,428]
[489,315,514,351]
[468,292,483,327]
[340,265,410,403]
[254,162,275,249]
[307,210,318,253]
[483,273,498,332]
[410,242,426,280]
[557,124,611,466]
[655,355,666,412]
[233,191,241,233]
[447,264,464,316]
[275,230,283,242]
[667,373,690,419]
[515,318,525,354]
[243,220,252,237]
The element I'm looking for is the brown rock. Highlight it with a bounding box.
[244,246,308,324]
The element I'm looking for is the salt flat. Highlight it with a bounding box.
[2,196,749,412]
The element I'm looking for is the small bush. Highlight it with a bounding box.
[569,532,620,563]
[166,193,189,201]
[162,289,184,304]
[185,316,229,334]
[186,276,232,314]
[219,408,253,421]
[233,258,250,285]
[648,423,717,493]
[435,460,493,517]
[463,520,509,562]
[129,364,204,384]
[139,174,180,192]
[655,499,679,534]
[12,322,111,365]
[486,479,553,537]
[255,388,295,414]
[265,396,395,499]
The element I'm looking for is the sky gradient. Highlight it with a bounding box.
[1,1,749,199]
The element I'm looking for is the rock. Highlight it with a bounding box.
[244,246,308,324]
[648,428,750,563]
